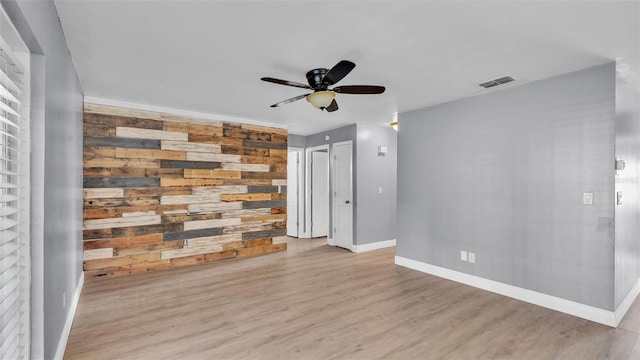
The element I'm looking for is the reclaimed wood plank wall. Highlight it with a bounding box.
[82,103,288,279]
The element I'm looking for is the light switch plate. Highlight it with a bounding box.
[460,251,468,261]
[378,186,383,194]
[617,192,623,205]
[583,192,593,205]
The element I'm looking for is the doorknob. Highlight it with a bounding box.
[345,200,350,204]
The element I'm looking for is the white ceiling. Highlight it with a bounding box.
[54,1,639,135]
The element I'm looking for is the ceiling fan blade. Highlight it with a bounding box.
[325,99,339,112]
[261,77,313,90]
[332,85,386,94]
[322,60,356,85]
[270,93,311,108]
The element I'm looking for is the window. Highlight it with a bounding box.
[0,6,29,359]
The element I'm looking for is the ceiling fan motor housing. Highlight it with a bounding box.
[306,68,329,90]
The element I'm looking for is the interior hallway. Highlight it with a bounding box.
[65,237,640,359]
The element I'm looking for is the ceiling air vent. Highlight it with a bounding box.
[478,75,516,89]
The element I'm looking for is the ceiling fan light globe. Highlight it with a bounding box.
[306,91,335,109]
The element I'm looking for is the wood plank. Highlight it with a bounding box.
[83,188,124,199]
[188,134,243,147]
[84,197,160,209]
[109,168,184,178]
[83,208,116,220]
[248,186,278,193]
[241,171,286,180]
[240,214,287,223]
[183,233,242,247]
[272,179,287,186]
[83,248,114,261]
[83,124,115,137]
[188,202,243,214]
[240,123,288,136]
[222,222,273,234]
[160,194,221,205]
[221,146,270,157]
[114,241,183,257]
[83,147,116,159]
[183,218,241,231]
[83,215,161,230]
[191,185,247,195]
[222,179,273,186]
[160,141,221,153]
[271,235,288,244]
[220,208,271,219]
[83,234,163,250]
[185,152,241,163]
[221,163,270,172]
[163,227,223,242]
[162,121,224,135]
[83,168,112,178]
[121,211,157,218]
[242,200,286,209]
[84,158,161,169]
[184,169,241,179]
[161,244,224,260]
[243,139,287,150]
[241,228,286,241]
[109,223,183,239]
[160,160,220,169]
[85,136,161,149]
[160,178,223,187]
[161,213,222,224]
[115,126,188,141]
[220,193,271,202]
[115,148,186,160]
[84,177,161,188]
[83,253,162,271]
[84,112,164,130]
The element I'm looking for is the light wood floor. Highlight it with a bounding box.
[65,237,640,359]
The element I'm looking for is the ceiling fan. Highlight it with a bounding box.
[260,60,385,112]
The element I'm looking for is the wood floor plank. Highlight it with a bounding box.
[65,238,640,360]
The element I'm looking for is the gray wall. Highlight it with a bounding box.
[4,1,84,358]
[397,63,616,310]
[287,134,306,148]
[356,123,397,245]
[614,69,640,307]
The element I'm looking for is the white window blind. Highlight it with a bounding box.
[0,8,29,360]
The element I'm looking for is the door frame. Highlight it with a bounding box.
[330,140,353,250]
[287,147,304,237]
[305,144,330,239]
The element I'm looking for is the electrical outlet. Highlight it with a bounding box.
[460,251,468,262]
[63,291,66,309]
[378,186,383,194]
[468,252,476,264]
[583,192,593,205]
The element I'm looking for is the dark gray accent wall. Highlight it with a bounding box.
[356,123,397,245]
[397,63,616,310]
[4,0,84,358]
[614,69,640,307]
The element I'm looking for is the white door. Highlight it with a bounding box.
[311,151,328,237]
[333,141,353,249]
[287,150,299,237]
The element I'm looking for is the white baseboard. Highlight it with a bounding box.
[54,271,84,360]
[353,239,396,253]
[395,256,618,327]
[614,278,640,326]
[327,237,336,246]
